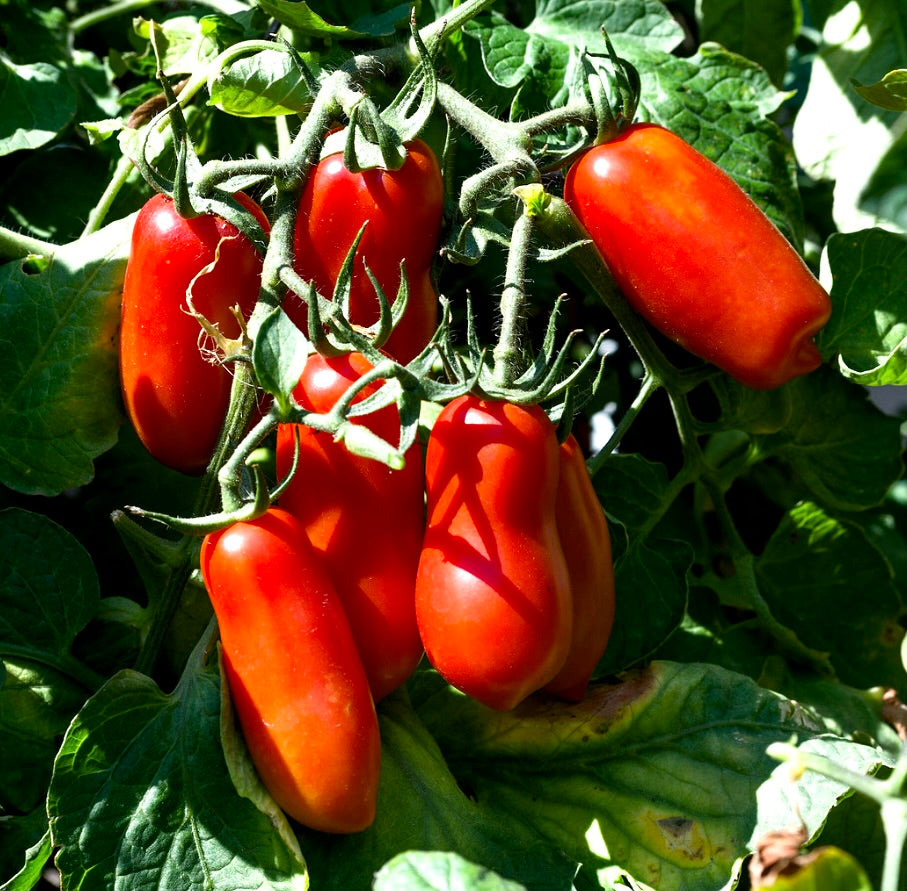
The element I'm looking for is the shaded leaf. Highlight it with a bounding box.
[818,229,907,385]
[752,369,904,511]
[48,666,308,890]
[757,502,907,693]
[0,215,131,495]
[415,661,891,891]
[0,56,76,156]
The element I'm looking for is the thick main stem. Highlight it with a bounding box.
[493,209,535,388]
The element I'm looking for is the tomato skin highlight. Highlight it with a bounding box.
[200,508,381,834]
[288,139,443,363]
[544,434,616,701]
[119,193,269,474]
[563,123,832,390]
[415,396,572,712]
[275,352,425,702]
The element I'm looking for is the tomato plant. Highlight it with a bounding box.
[415,395,572,711]
[119,192,269,474]
[564,123,832,390]
[3,1,907,890]
[200,508,381,834]
[275,351,424,701]
[287,139,444,363]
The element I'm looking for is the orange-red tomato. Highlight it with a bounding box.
[200,508,381,833]
[544,434,616,701]
[564,123,832,390]
[119,193,269,473]
[415,396,572,711]
[275,352,424,701]
[288,139,443,363]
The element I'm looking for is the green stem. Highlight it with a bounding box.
[81,153,136,237]
[207,359,261,512]
[706,476,835,674]
[70,0,247,34]
[416,0,501,52]
[588,371,660,472]
[216,407,279,512]
[436,82,538,217]
[522,102,596,138]
[885,743,907,796]
[519,191,676,385]
[132,549,195,677]
[493,209,535,388]
[881,796,907,891]
[0,225,57,260]
[275,114,293,160]
[133,362,258,675]
[768,742,892,805]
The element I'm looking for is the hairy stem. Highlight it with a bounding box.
[493,209,535,388]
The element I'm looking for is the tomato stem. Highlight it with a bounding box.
[493,208,535,388]
[0,225,58,261]
[587,372,660,469]
[414,0,500,55]
[81,153,136,237]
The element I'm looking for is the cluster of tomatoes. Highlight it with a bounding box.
[119,136,617,835]
[119,121,833,835]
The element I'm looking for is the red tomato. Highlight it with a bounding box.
[275,352,424,701]
[415,396,572,711]
[120,193,269,474]
[288,139,443,363]
[563,123,832,390]
[544,434,616,701]
[200,508,381,834]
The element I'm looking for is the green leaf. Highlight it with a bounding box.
[752,369,905,511]
[414,661,892,891]
[257,0,410,39]
[208,48,317,117]
[792,0,907,233]
[463,1,683,115]
[0,1,69,67]
[818,229,907,385]
[531,0,684,54]
[687,42,793,118]
[375,852,528,891]
[587,455,689,673]
[0,808,52,891]
[48,665,309,890]
[0,214,132,496]
[0,509,99,655]
[133,15,220,77]
[761,663,902,755]
[706,377,793,435]
[852,68,907,113]
[252,308,309,409]
[814,792,888,889]
[598,536,690,675]
[300,693,576,890]
[757,502,906,692]
[860,127,907,233]
[696,0,801,87]
[0,659,89,814]
[591,452,670,534]
[0,508,102,812]
[0,55,77,156]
